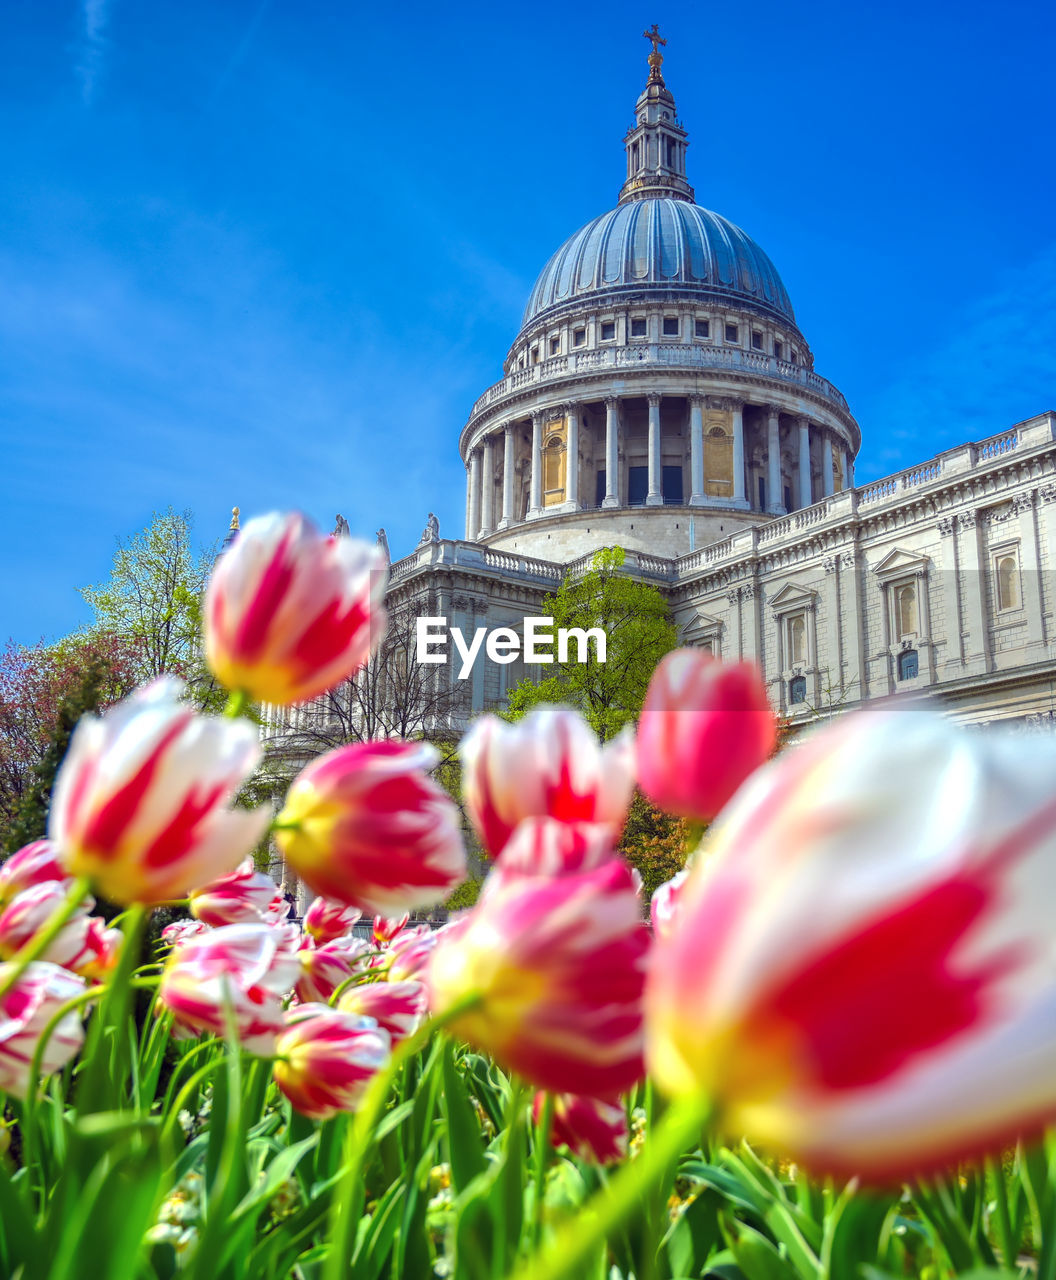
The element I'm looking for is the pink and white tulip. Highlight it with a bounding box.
[295,936,370,1004]
[637,649,776,823]
[460,707,635,859]
[204,511,388,705]
[49,679,270,905]
[159,923,301,1055]
[0,840,67,905]
[497,817,620,877]
[647,708,1056,1178]
[429,858,649,1095]
[0,961,86,1099]
[386,926,438,983]
[276,742,467,916]
[372,914,409,946]
[190,858,289,928]
[339,979,426,1043]
[304,897,362,945]
[161,919,210,947]
[273,1004,390,1120]
[535,1092,628,1165]
[0,882,119,979]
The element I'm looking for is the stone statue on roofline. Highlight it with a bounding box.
[333,514,351,538]
[376,528,390,562]
[420,512,440,544]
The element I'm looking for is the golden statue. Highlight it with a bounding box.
[229,506,240,531]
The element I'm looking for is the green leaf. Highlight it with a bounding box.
[725,1221,801,1280]
[441,1040,487,1195]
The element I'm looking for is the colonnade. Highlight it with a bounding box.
[464,395,854,540]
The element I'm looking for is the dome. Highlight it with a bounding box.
[521,198,796,330]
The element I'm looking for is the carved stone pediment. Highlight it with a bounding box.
[872,547,930,581]
[769,581,817,615]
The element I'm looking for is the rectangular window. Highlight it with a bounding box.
[662,465,684,504]
[628,465,649,505]
[531,347,540,364]
[595,470,606,507]
[695,318,709,339]
[549,337,560,355]
[662,316,679,337]
[630,317,647,338]
[791,349,799,364]
[600,320,616,341]
[572,329,586,347]
[725,323,739,343]
[773,341,784,360]
[751,331,763,351]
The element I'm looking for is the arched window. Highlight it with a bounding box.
[832,451,844,493]
[997,554,1019,611]
[543,434,565,501]
[789,675,807,704]
[897,650,919,681]
[896,583,918,637]
[787,614,806,666]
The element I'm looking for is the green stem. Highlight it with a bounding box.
[323,993,482,1280]
[0,876,92,997]
[532,1091,555,1250]
[224,688,250,719]
[505,1093,711,1280]
[986,1155,1015,1270]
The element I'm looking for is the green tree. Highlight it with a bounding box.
[504,547,677,741]
[81,507,222,709]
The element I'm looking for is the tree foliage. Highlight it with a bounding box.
[503,547,677,741]
[0,633,138,850]
[81,507,221,708]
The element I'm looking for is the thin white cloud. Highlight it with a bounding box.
[75,0,113,105]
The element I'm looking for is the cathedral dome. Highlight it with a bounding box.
[522,198,796,331]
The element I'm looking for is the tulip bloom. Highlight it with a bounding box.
[273,1005,390,1120]
[295,936,370,1004]
[637,649,776,823]
[429,859,648,1095]
[386,926,438,983]
[0,961,86,1099]
[0,882,119,979]
[161,919,210,947]
[0,840,67,905]
[204,511,388,705]
[498,817,618,877]
[190,858,289,928]
[275,742,467,916]
[647,708,1056,1178]
[339,979,425,1043]
[460,707,635,859]
[49,679,270,905]
[304,897,362,945]
[159,923,300,1055]
[372,914,409,946]
[535,1093,628,1165]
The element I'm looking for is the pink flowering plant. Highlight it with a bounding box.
[2,508,1056,1279]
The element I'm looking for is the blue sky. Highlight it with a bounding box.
[3,0,1054,646]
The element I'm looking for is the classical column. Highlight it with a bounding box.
[958,510,989,675]
[467,449,481,542]
[731,401,747,508]
[565,402,580,509]
[498,422,515,529]
[822,432,835,498]
[603,397,620,507]
[464,464,472,539]
[689,395,705,505]
[798,417,812,508]
[479,434,496,536]
[529,411,543,516]
[646,393,663,505]
[766,407,785,514]
[1017,492,1046,651]
[843,447,854,491]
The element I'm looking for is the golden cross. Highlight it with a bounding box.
[643,23,666,55]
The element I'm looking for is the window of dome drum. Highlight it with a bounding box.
[752,331,763,351]
[695,318,709,339]
[531,347,539,364]
[601,321,616,341]
[898,651,919,681]
[774,340,784,359]
[663,316,679,337]
[573,329,586,347]
[631,317,647,338]
[549,337,560,355]
[725,323,739,343]
[789,676,807,705]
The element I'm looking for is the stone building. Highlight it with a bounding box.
[280,33,1056,744]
